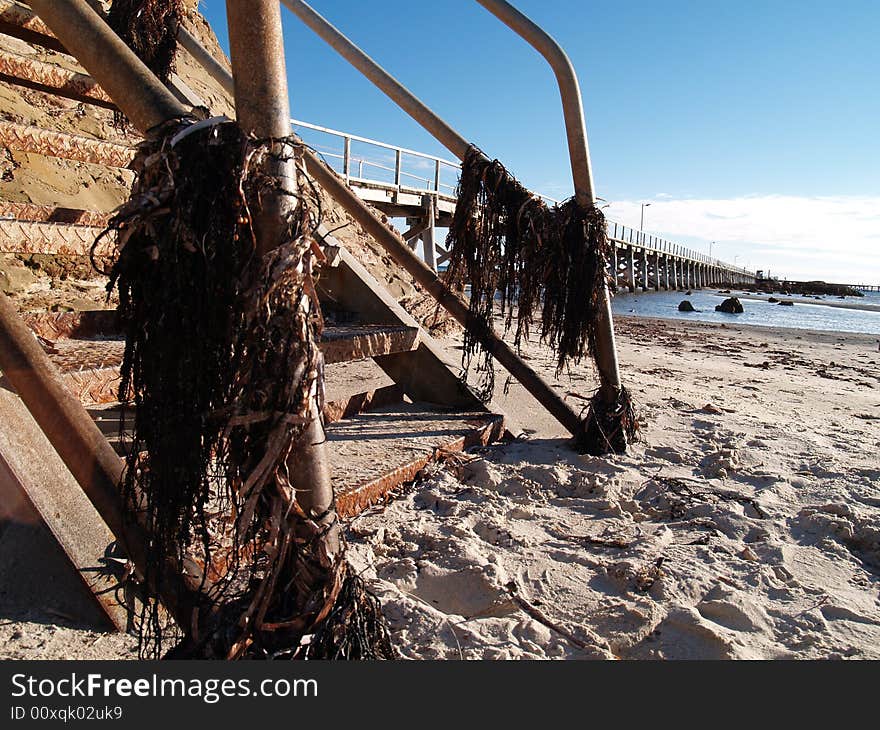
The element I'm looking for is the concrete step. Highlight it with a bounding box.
[329,403,504,518]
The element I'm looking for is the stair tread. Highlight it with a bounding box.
[327,403,503,517]
[85,401,503,519]
[43,323,420,376]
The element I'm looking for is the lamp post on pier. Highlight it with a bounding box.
[640,202,651,231]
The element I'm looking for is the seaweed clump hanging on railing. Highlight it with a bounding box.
[94,117,394,660]
[108,1,183,83]
[445,145,636,454]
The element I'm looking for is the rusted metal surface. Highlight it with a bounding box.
[321,324,418,365]
[0,388,127,629]
[0,202,113,227]
[0,48,115,108]
[27,0,188,134]
[0,0,66,53]
[0,218,110,256]
[226,0,338,543]
[59,367,121,407]
[323,384,405,425]
[0,290,201,628]
[0,120,135,168]
[331,405,504,518]
[45,338,124,373]
[20,310,119,340]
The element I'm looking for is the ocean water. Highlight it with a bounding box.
[610,288,880,336]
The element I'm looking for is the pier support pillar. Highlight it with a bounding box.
[628,247,636,293]
[611,244,619,292]
[420,194,437,271]
[641,249,649,292]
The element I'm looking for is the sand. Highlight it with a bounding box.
[3,314,878,660]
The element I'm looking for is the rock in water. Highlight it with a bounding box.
[768,297,779,303]
[778,300,794,306]
[715,296,744,314]
[678,300,696,312]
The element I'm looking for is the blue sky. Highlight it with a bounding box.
[197,1,879,284]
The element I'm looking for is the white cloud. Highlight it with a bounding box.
[605,195,880,284]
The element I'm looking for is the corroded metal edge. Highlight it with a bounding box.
[335,413,505,519]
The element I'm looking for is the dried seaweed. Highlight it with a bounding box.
[108,0,182,84]
[107,1,182,127]
[580,386,638,456]
[96,117,393,660]
[445,146,636,453]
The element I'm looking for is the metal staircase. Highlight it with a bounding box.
[0,1,504,629]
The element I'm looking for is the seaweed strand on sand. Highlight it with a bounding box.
[444,146,637,453]
[95,117,393,660]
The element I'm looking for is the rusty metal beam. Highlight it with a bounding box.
[0,387,127,629]
[0,290,201,627]
[26,0,188,134]
[225,0,338,549]
[280,0,470,160]
[475,0,625,408]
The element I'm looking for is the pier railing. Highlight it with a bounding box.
[606,221,752,277]
[293,118,753,278]
[292,119,460,198]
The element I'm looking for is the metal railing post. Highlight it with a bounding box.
[225,0,338,550]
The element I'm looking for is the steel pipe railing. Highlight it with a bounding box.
[474,0,623,403]
[173,4,591,441]
[280,0,469,160]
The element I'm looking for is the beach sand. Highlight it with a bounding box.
[2,314,878,659]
